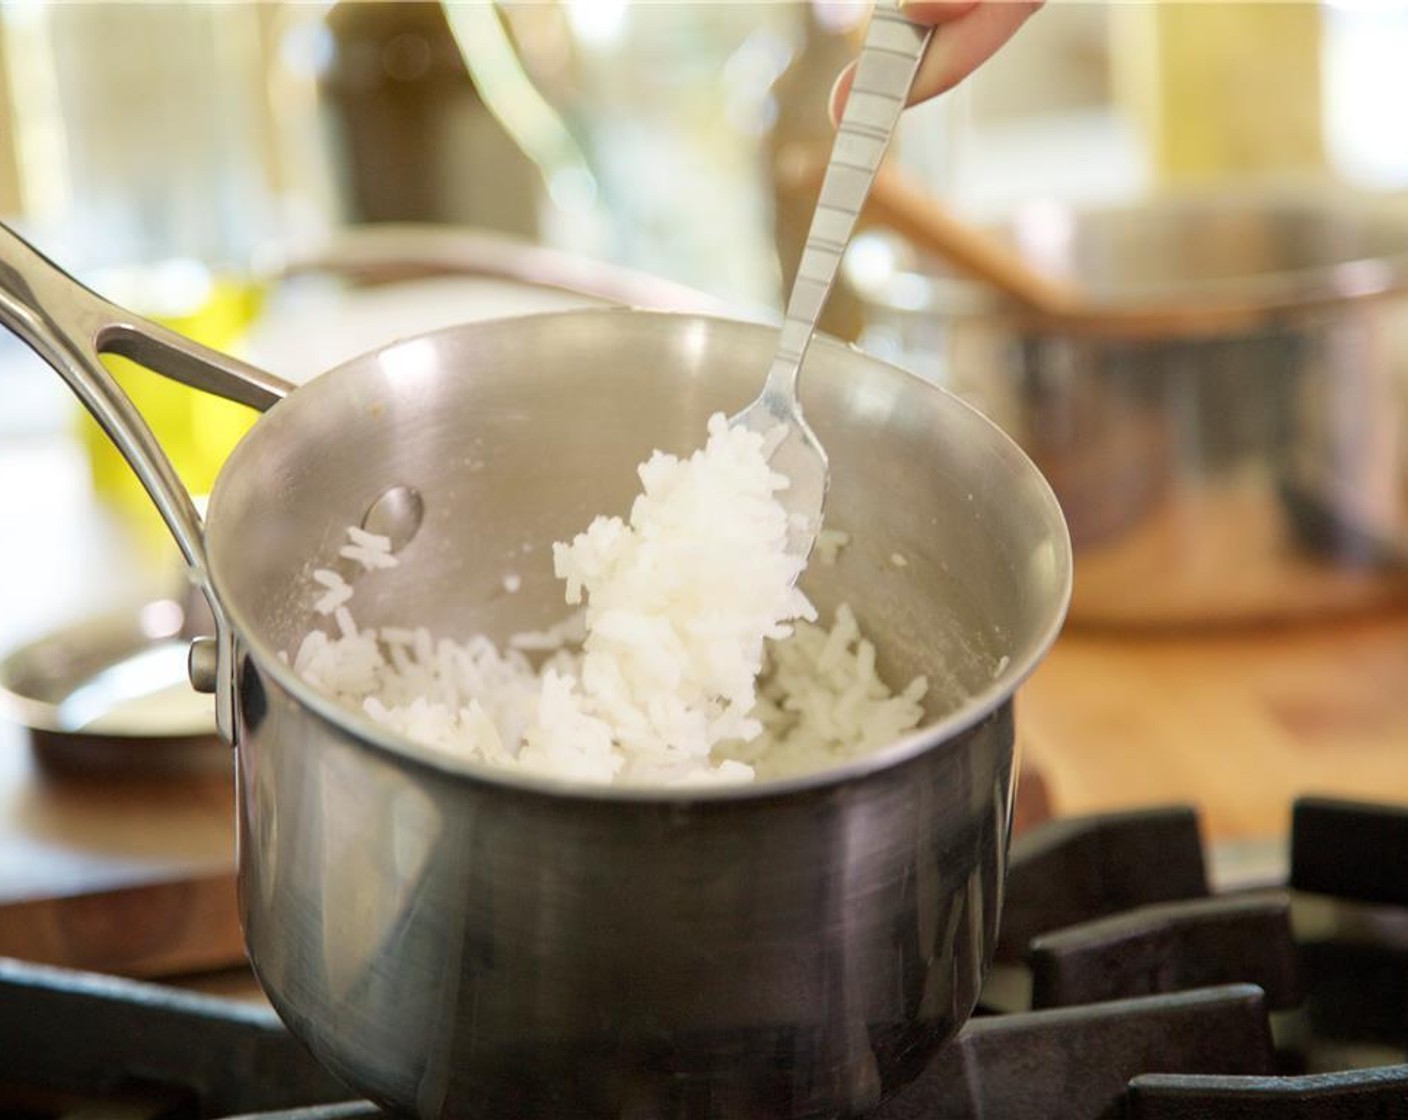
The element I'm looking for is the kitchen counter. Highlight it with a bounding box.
[1022,607,1408,842]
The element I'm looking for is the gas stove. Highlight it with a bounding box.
[3,797,1405,1119]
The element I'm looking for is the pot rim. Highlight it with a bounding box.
[209,310,1074,804]
[851,181,1408,337]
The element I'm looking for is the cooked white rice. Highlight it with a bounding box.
[310,568,353,616]
[293,413,926,786]
[813,527,851,566]
[339,526,398,571]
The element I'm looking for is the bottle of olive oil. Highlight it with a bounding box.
[0,2,276,549]
[81,265,263,543]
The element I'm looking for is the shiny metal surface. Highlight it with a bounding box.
[0,218,1072,1118]
[282,223,738,319]
[734,1,930,562]
[213,311,1069,1118]
[241,688,1014,1119]
[0,595,224,774]
[850,185,1408,626]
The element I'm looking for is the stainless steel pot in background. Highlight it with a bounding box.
[849,184,1408,628]
[0,223,1071,1118]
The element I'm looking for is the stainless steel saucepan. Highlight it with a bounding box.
[850,184,1408,628]
[0,222,1070,1119]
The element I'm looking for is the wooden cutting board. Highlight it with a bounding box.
[0,717,243,978]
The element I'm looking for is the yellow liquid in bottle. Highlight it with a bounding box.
[79,269,264,547]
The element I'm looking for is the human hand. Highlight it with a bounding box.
[829,1,1043,122]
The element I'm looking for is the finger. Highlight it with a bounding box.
[898,0,981,25]
[828,1,1041,123]
[828,62,857,126]
[908,1,1042,103]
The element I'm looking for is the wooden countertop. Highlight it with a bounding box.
[0,724,241,977]
[1020,608,1408,842]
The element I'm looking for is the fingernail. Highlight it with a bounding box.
[827,63,853,127]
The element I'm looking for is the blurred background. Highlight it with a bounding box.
[0,0,1400,378]
[0,0,1402,622]
[0,0,1402,434]
[0,0,1406,620]
[0,2,1400,413]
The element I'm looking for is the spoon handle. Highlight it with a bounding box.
[765,1,932,399]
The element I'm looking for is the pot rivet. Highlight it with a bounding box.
[362,485,424,553]
[188,636,219,694]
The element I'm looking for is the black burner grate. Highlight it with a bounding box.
[0,957,352,1118]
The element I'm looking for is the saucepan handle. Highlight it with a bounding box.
[0,222,293,571]
[0,220,296,738]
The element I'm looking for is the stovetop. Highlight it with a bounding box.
[3,796,1406,1119]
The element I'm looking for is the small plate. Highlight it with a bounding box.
[0,594,224,775]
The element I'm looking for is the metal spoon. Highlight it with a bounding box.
[732,0,932,561]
